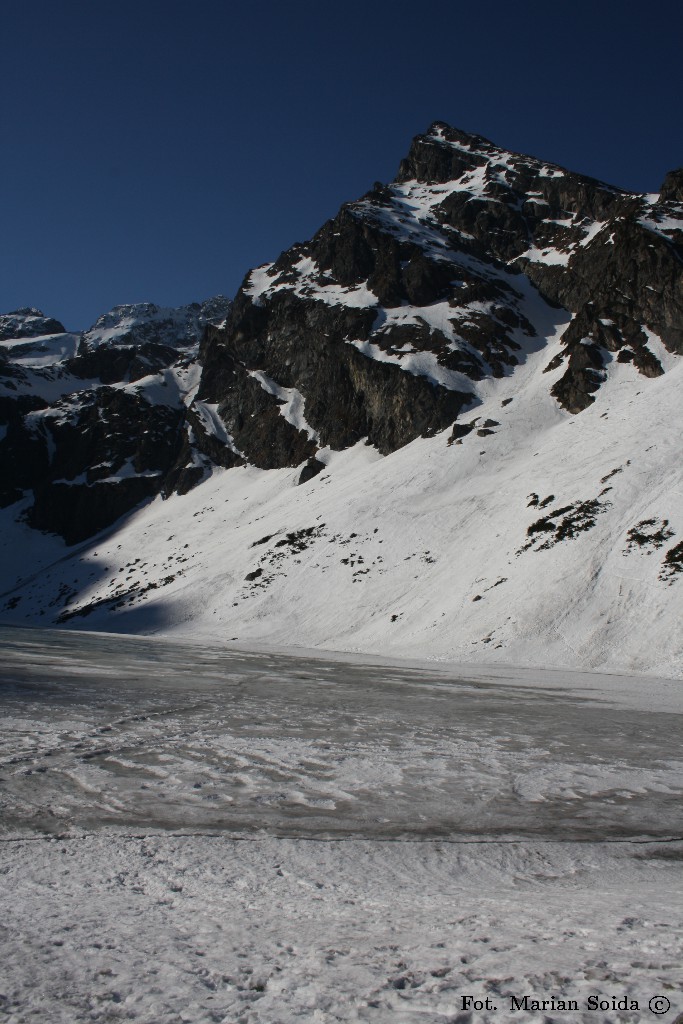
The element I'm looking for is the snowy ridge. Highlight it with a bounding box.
[238,122,682,420]
[81,297,231,351]
[0,307,67,342]
[0,298,232,542]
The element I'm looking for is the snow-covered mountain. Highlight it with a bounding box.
[1,122,681,674]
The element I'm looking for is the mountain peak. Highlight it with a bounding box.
[424,120,498,151]
[9,306,45,317]
[79,296,232,352]
[0,308,66,342]
[396,119,533,185]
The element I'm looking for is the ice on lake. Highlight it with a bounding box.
[1,626,680,841]
[1,626,681,1023]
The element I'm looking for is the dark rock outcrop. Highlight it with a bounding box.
[659,168,683,204]
[298,457,326,485]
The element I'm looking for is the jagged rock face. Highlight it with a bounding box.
[0,299,230,542]
[1,123,681,545]
[393,124,681,412]
[27,388,185,545]
[199,290,469,459]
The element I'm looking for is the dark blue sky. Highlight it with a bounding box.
[3,0,681,330]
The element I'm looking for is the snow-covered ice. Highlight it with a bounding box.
[1,627,681,1022]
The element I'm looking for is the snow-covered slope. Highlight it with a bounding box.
[0,124,681,674]
[1,328,681,674]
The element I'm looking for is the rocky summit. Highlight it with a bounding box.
[0,123,681,674]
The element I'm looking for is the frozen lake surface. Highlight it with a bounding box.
[1,626,681,841]
[1,626,682,1022]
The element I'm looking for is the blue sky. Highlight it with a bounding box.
[2,0,681,330]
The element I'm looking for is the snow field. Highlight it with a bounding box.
[1,835,681,1023]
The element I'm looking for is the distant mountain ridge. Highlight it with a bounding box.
[0,123,681,673]
[0,298,231,541]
